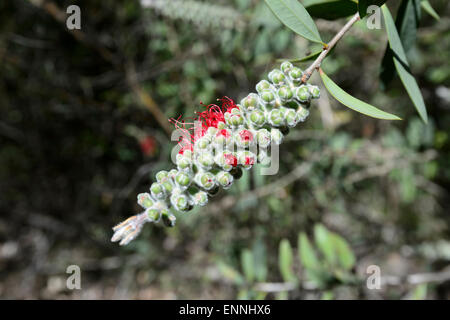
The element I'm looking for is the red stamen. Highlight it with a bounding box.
[245,156,255,166]
[171,97,239,154]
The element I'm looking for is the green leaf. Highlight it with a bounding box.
[279,49,322,63]
[241,249,255,283]
[217,261,244,285]
[382,4,428,123]
[304,0,357,21]
[279,239,296,282]
[264,0,323,44]
[319,69,401,120]
[380,0,421,87]
[331,233,356,270]
[421,0,440,21]
[298,232,320,270]
[314,224,337,266]
[359,0,388,19]
[410,284,428,300]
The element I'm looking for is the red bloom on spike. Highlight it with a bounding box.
[171,97,239,154]
[217,129,231,138]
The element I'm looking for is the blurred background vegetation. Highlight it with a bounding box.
[0,0,449,299]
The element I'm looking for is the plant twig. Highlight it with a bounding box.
[302,13,361,83]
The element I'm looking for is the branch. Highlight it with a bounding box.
[302,13,361,83]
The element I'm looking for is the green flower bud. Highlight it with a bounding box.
[289,67,303,83]
[248,109,266,127]
[206,126,218,137]
[170,193,190,211]
[280,61,294,74]
[197,152,215,170]
[162,211,176,227]
[195,137,210,150]
[137,192,154,209]
[231,107,241,115]
[237,151,256,170]
[268,69,286,86]
[229,114,244,126]
[259,89,275,105]
[146,208,161,221]
[182,149,193,161]
[269,109,284,127]
[216,171,234,189]
[162,180,174,193]
[296,106,310,122]
[168,169,178,180]
[256,128,271,148]
[296,85,311,103]
[271,128,283,145]
[256,80,272,93]
[175,171,191,188]
[308,84,320,99]
[193,191,208,206]
[285,108,297,127]
[241,93,260,111]
[150,182,166,199]
[155,170,169,182]
[277,85,293,102]
[217,121,226,130]
[195,172,216,190]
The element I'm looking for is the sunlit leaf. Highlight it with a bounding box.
[382,4,428,123]
[319,69,401,120]
[298,232,320,270]
[314,224,337,266]
[241,249,255,283]
[331,233,356,270]
[421,0,439,21]
[264,0,323,44]
[279,239,296,282]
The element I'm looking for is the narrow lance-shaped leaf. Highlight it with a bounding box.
[314,224,337,266]
[264,0,323,44]
[241,249,255,283]
[380,0,421,87]
[279,239,296,282]
[382,4,428,123]
[331,233,356,270]
[319,69,401,120]
[298,232,320,270]
[421,0,440,21]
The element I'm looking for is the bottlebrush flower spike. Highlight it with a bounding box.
[112,62,320,245]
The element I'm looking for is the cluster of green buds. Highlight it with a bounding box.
[112,61,320,245]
